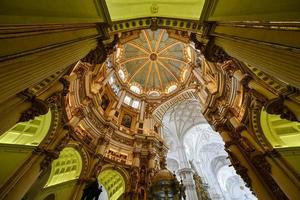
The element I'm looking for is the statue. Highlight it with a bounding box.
[81,179,102,200]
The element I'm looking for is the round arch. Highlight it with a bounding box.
[225,175,245,199]
[98,169,126,200]
[260,108,300,148]
[0,110,52,146]
[67,143,90,179]
[210,155,230,176]
[45,147,82,187]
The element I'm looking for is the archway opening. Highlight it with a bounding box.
[0,110,52,186]
[260,108,300,176]
[98,169,125,200]
[260,109,300,148]
[45,147,82,187]
[0,110,52,146]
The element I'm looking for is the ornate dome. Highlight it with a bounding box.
[152,169,176,183]
[114,29,194,97]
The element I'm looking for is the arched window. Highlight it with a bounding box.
[118,69,125,81]
[148,90,160,97]
[131,100,140,109]
[0,110,52,146]
[45,147,82,187]
[98,169,125,200]
[108,76,115,85]
[111,83,120,96]
[123,95,131,105]
[130,85,141,94]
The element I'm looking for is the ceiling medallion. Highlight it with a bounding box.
[149,53,157,61]
[150,3,159,14]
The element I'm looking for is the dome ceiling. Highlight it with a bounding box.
[115,29,194,96]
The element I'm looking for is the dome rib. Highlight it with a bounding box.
[115,29,193,96]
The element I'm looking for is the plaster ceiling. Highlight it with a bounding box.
[105,0,205,21]
[162,100,206,140]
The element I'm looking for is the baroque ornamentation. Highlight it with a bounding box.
[226,150,252,189]
[81,35,119,65]
[190,33,231,63]
[251,154,288,200]
[19,98,49,122]
[265,97,297,121]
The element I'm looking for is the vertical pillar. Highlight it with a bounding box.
[132,150,141,168]
[139,101,146,121]
[192,68,205,85]
[176,143,198,200]
[230,116,300,199]
[117,90,126,109]
[102,69,115,86]
[0,32,98,104]
[107,102,118,120]
[3,155,47,200]
[177,144,189,169]
[68,108,85,128]
[220,130,273,200]
[178,168,198,200]
[1,127,69,199]
[215,36,300,89]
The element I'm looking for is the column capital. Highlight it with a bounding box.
[39,150,60,172]
[265,97,297,121]
[19,98,49,122]
[81,35,119,65]
[190,32,231,63]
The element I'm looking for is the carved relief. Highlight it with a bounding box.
[19,98,49,122]
[81,35,119,65]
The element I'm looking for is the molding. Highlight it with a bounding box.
[108,17,201,34]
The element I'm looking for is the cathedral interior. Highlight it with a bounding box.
[0,1,300,200]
